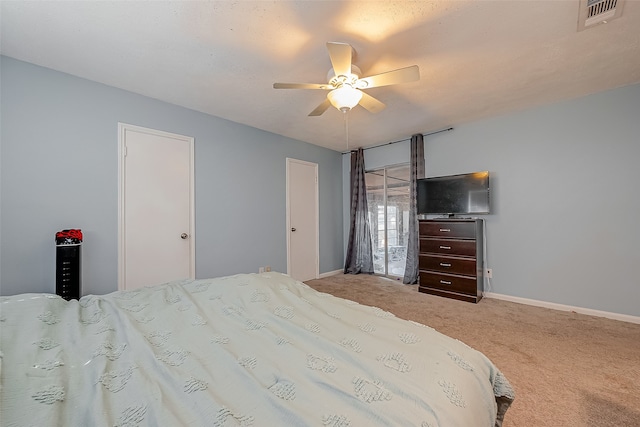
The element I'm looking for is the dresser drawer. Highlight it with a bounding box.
[420,238,476,257]
[419,221,476,239]
[419,271,477,294]
[419,254,476,276]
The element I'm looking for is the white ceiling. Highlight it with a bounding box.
[2,1,639,152]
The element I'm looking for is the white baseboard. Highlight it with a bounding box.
[484,292,640,325]
[317,269,343,279]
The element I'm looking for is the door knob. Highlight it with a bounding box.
[291,228,296,232]
[181,233,189,239]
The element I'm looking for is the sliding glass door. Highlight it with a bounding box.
[365,164,410,278]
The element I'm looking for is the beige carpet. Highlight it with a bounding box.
[305,274,640,427]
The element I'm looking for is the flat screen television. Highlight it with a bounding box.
[417,171,490,215]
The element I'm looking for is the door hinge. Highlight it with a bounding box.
[123,145,128,157]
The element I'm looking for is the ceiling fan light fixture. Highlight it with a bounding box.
[273,42,418,117]
[327,86,362,112]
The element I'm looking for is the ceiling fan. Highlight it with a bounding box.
[273,42,420,116]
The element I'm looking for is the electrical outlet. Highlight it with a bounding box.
[258,267,264,274]
[485,268,493,278]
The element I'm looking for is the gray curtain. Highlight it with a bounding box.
[344,148,374,274]
[403,134,425,284]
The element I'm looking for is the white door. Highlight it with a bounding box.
[286,158,319,282]
[118,123,195,290]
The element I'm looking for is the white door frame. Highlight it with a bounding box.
[117,123,196,290]
[286,158,319,280]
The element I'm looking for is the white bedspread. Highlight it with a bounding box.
[0,272,514,426]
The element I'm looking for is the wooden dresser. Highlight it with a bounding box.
[418,219,484,303]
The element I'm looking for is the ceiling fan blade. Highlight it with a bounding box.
[273,82,330,90]
[326,42,353,77]
[308,98,332,116]
[359,92,386,113]
[358,65,420,89]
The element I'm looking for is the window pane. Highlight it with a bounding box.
[365,165,410,277]
[386,165,410,277]
[365,171,385,274]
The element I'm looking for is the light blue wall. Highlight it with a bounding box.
[344,83,640,317]
[0,56,344,296]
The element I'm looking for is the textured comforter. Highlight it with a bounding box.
[0,272,514,426]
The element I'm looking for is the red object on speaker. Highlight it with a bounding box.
[55,229,83,244]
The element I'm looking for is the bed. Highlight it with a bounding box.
[0,272,514,426]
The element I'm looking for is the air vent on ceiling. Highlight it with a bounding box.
[578,0,625,31]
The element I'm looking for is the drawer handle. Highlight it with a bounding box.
[440,228,451,232]
[439,246,451,250]
[440,280,452,285]
[439,263,451,267]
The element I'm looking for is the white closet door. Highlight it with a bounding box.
[287,158,319,282]
[118,124,195,290]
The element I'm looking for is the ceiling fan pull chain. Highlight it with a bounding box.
[344,111,349,150]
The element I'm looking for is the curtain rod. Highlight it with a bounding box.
[341,127,453,154]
